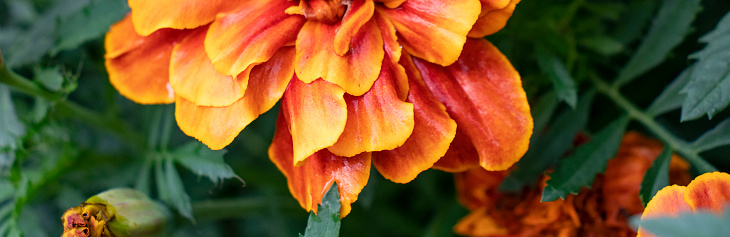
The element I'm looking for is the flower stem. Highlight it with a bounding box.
[591,76,717,173]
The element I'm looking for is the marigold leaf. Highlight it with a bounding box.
[164,157,194,222]
[536,47,577,108]
[32,66,63,92]
[646,66,693,116]
[639,146,672,207]
[680,11,730,121]
[638,209,730,237]
[52,0,128,54]
[302,182,341,237]
[691,118,730,152]
[0,85,25,150]
[614,0,700,86]
[172,141,240,185]
[541,115,630,202]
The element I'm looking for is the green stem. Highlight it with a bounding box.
[591,77,717,173]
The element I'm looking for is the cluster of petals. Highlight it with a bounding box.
[104,0,530,216]
[453,132,691,237]
[637,171,730,237]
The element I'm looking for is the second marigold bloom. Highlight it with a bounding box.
[104,0,530,216]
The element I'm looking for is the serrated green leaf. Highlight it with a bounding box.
[0,85,25,149]
[646,66,693,116]
[639,146,672,207]
[32,66,63,92]
[638,209,730,237]
[52,0,129,54]
[171,141,240,185]
[691,118,730,152]
[303,182,341,237]
[501,92,593,191]
[680,11,730,121]
[614,0,700,86]
[164,156,194,222]
[536,47,577,108]
[542,115,630,202]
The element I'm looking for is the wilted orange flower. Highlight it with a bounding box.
[104,0,531,216]
[453,132,691,237]
[637,172,730,237]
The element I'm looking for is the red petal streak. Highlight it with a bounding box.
[129,0,243,36]
[282,79,348,166]
[105,19,190,104]
[372,70,456,183]
[377,0,480,66]
[174,47,295,150]
[637,186,692,237]
[296,20,384,96]
[334,0,374,56]
[269,113,371,217]
[206,0,305,76]
[684,172,730,212]
[327,58,415,157]
[170,26,246,107]
[468,0,520,38]
[414,39,532,171]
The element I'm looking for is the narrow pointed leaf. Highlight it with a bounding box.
[639,146,672,207]
[639,209,730,237]
[536,47,577,108]
[646,66,693,116]
[172,141,240,185]
[162,156,194,222]
[542,115,630,202]
[691,118,730,152]
[303,182,341,237]
[614,0,700,86]
[0,85,25,149]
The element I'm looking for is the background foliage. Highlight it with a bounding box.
[1,0,729,236]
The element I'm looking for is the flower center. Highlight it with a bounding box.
[298,0,348,24]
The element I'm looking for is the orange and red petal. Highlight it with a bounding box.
[327,58,414,158]
[105,15,147,58]
[468,0,520,38]
[377,0,480,66]
[374,0,407,8]
[105,21,190,104]
[638,186,693,237]
[206,0,305,77]
[453,206,509,236]
[282,78,348,166]
[128,0,243,36]
[374,12,409,100]
[684,172,730,212]
[169,26,246,107]
[372,72,456,183]
[295,20,384,96]
[333,0,375,56]
[174,47,295,150]
[269,114,371,217]
[414,39,532,171]
[431,129,481,172]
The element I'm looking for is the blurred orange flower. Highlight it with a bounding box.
[104,0,530,216]
[637,172,730,237]
[453,132,691,237]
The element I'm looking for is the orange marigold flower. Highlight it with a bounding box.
[453,132,691,237]
[104,0,530,217]
[637,172,730,237]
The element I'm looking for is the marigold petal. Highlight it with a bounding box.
[414,39,532,171]
[454,168,508,210]
[170,26,246,107]
[374,12,409,100]
[377,0,481,66]
[174,47,295,150]
[206,0,304,76]
[371,69,456,183]
[637,186,692,237]
[684,172,730,212]
[104,19,189,104]
[431,129,481,172]
[296,20,384,96]
[453,206,509,236]
[374,0,407,8]
[282,79,348,166]
[269,113,371,217]
[468,0,520,38]
[333,0,374,56]
[128,0,243,36]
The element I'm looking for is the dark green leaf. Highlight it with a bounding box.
[578,36,624,56]
[646,66,693,116]
[614,0,700,86]
[33,66,63,92]
[691,118,730,152]
[52,0,129,54]
[639,146,672,207]
[0,85,25,149]
[536,47,577,108]
[172,141,240,185]
[613,0,657,45]
[542,115,630,202]
[680,11,730,121]
[164,156,194,222]
[501,92,593,191]
[530,92,560,136]
[303,182,341,237]
[638,209,730,237]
